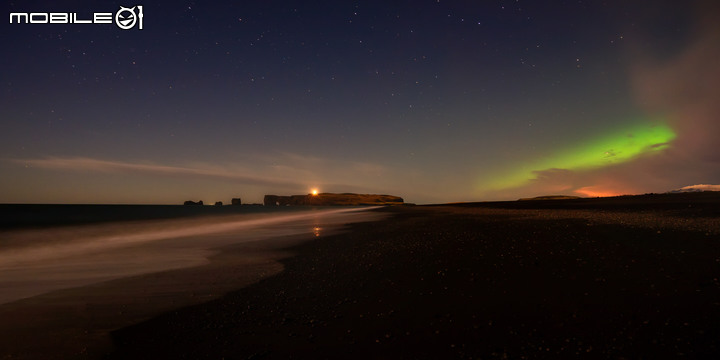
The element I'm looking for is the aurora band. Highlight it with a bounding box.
[482,122,676,191]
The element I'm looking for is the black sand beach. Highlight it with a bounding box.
[0,208,384,359]
[1,193,719,359]
[106,193,720,359]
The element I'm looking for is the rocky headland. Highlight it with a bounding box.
[264,193,403,206]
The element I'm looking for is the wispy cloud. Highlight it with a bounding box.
[678,184,720,192]
[12,157,306,188]
[9,154,398,195]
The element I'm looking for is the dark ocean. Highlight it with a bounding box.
[0,203,322,229]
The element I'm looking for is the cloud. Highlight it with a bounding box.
[677,184,720,192]
[629,2,720,163]
[8,153,404,196]
[528,168,575,193]
[261,152,389,187]
[13,157,306,188]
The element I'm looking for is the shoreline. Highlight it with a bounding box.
[0,233,304,359]
[110,202,720,358]
[0,206,385,305]
[0,208,387,359]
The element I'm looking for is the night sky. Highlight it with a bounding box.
[2,1,719,204]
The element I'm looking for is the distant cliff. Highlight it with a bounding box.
[264,193,404,206]
[518,195,582,201]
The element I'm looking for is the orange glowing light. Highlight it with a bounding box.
[574,186,626,198]
[311,189,319,196]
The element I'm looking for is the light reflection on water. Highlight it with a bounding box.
[0,207,385,305]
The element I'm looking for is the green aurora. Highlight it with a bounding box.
[483,123,677,191]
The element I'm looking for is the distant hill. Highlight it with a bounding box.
[518,195,582,201]
[667,184,720,193]
[264,193,404,206]
[434,192,720,216]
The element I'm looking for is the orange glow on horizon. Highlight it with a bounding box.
[311,189,319,196]
[574,186,628,198]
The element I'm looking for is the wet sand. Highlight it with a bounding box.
[109,195,720,359]
[0,234,309,359]
[0,208,386,359]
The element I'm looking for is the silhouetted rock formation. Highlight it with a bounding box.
[264,193,403,206]
[183,200,204,206]
[214,201,223,206]
[518,195,582,201]
[231,198,242,205]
